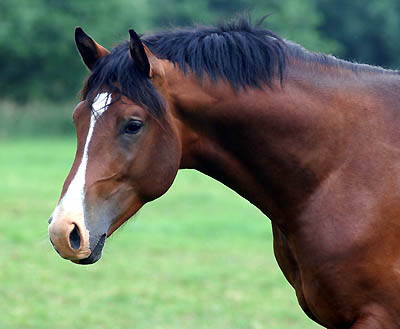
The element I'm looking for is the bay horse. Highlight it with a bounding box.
[48,18,400,328]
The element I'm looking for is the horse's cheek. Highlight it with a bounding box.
[136,134,181,202]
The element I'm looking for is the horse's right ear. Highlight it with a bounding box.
[75,27,110,71]
[128,29,164,80]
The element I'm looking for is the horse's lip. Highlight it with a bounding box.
[74,233,106,265]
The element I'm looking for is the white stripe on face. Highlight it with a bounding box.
[51,93,111,228]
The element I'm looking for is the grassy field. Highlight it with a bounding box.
[0,138,321,329]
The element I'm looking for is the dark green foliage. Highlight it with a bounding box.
[0,0,150,102]
[316,0,400,69]
[1,0,400,104]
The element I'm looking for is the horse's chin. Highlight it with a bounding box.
[107,216,129,237]
[72,233,106,265]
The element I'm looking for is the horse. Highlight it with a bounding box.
[48,17,400,328]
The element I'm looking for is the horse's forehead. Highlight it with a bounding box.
[92,93,112,117]
[73,93,112,122]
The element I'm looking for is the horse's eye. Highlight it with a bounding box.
[123,120,143,134]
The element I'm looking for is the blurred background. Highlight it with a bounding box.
[1,1,399,328]
[1,0,400,136]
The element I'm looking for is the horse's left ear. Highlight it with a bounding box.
[129,29,163,79]
[75,27,110,71]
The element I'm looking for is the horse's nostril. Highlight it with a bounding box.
[69,224,81,250]
[48,215,53,224]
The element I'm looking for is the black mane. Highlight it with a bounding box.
[143,17,287,90]
[82,17,398,117]
[82,17,288,116]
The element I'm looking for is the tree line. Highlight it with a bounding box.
[1,0,400,102]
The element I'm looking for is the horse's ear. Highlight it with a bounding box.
[75,27,110,71]
[129,29,151,77]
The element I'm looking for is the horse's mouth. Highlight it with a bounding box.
[74,233,106,265]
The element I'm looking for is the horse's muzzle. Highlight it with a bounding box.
[76,233,106,265]
[48,217,91,261]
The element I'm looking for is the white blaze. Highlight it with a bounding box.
[51,93,111,224]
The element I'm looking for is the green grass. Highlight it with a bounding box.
[0,138,321,329]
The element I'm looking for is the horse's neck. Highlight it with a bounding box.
[168,66,397,225]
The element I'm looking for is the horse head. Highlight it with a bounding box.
[48,28,181,264]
